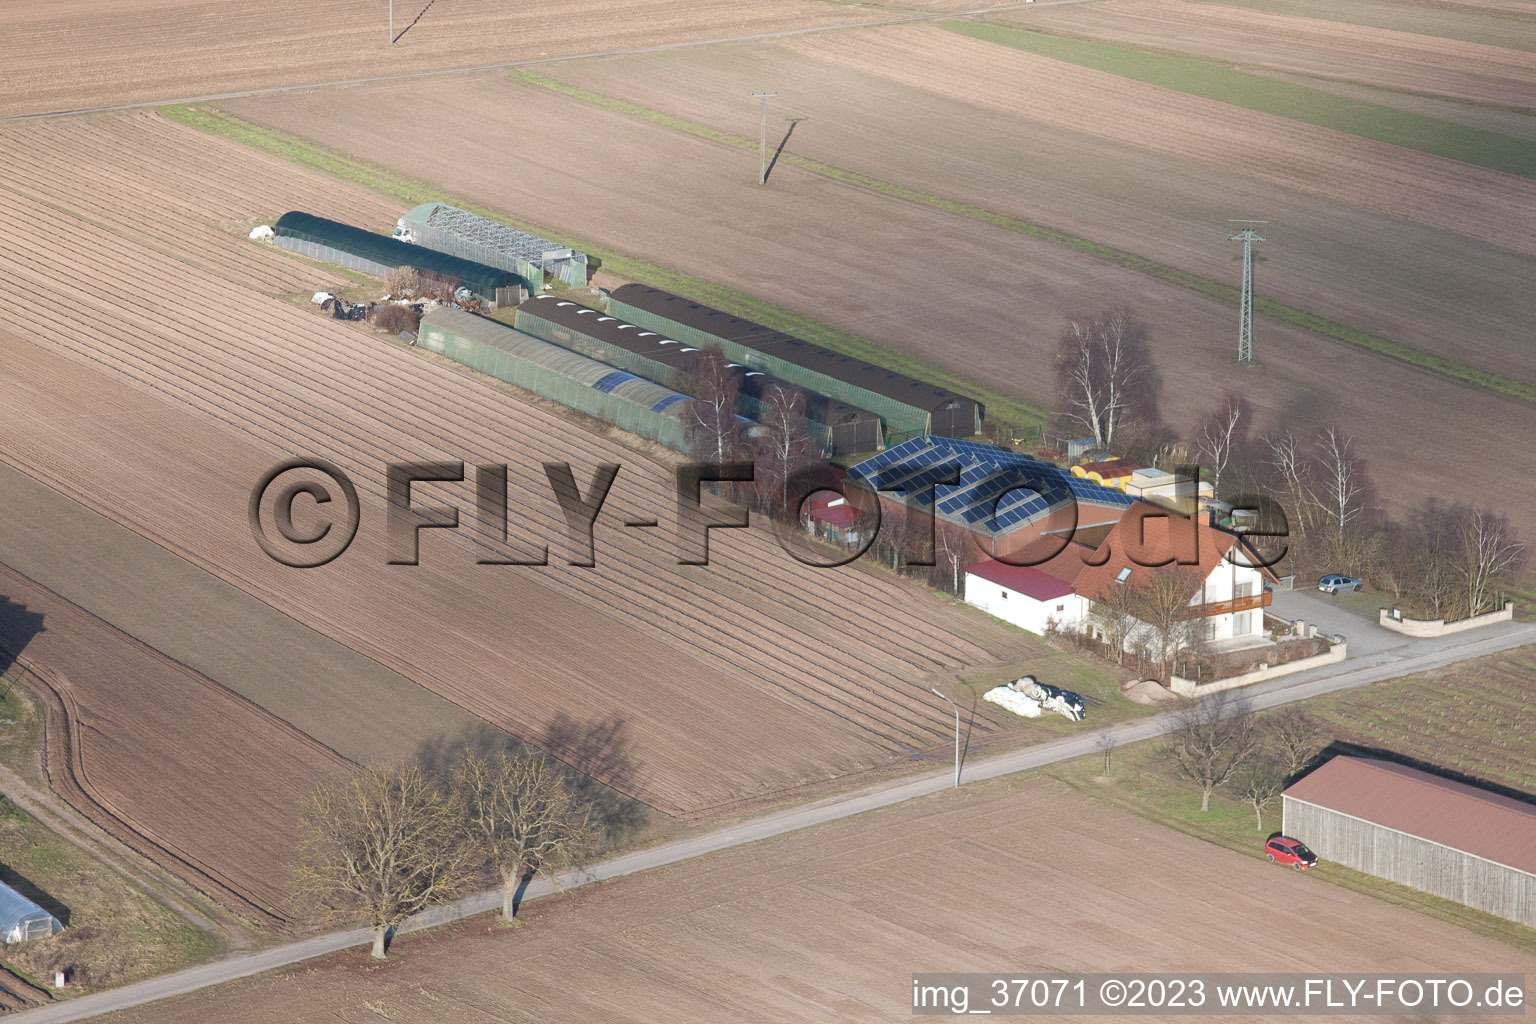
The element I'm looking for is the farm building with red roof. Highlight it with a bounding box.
[1283,756,1536,927]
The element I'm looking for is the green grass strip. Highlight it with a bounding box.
[160,103,1046,430]
[946,21,1536,179]
[506,71,1536,407]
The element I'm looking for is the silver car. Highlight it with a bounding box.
[1318,574,1362,593]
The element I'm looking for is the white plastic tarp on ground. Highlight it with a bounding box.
[984,685,1041,718]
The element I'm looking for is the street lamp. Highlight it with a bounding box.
[931,687,961,788]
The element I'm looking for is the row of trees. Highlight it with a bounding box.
[1052,309,1524,619]
[293,749,598,958]
[1163,693,1325,825]
[682,347,815,519]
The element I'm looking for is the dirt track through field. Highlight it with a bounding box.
[786,26,1536,257]
[0,112,1047,820]
[0,565,350,924]
[1011,0,1536,107]
[102,779,1536,1023]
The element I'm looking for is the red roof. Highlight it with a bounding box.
[1284,756,1536,875]
[1071,502,1245,603]
[810,504,858,528]
[964,560,1076,601]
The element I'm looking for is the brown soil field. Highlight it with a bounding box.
[0,0,854,118]
[0,112,1062,820]
[0,461,499,767]
[1198,0,1536,50]
[540,41,1536,386]
[1008,0,1536,107]
[785,27,1536,257]
[220,77,1536,543]
[0,564,350,924]
[107,779,1536,1023]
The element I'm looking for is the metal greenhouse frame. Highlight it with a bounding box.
[417,307,692,452]
[397,203,590,290]
[608,285,982,437]
[274,212,526,308]
[514,296,884,456]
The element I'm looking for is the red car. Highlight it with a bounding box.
[1265,837,1318,869]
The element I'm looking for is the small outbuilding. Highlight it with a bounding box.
[0,881,62,943]
[1283,756,1536,927]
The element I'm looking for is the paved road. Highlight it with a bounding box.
[19,620,1536,1023]
[1269,586,1403,657]
[0,0,1108,124]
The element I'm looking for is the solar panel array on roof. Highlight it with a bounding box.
[846,436,1133,537]
[608,285,981,437]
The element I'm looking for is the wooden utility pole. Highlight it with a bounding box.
[752,92,777,185]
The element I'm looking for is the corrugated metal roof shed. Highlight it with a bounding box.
[608,285,980,437]
[398,203,588,289]
[417,307,693,451]
[0,880,62,943]
[516,296,884,455]
[963,560,1076,601]
[1284,756,1536,875]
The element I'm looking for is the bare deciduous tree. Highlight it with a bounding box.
[1096,730,1116,777]
[1456,505,1524,619]
[1165,690,1258,813]
[683,347,744,464]
[386,265,420,297]
[754,384,813,518]
[1130,568,1204,683]
[1264,431,1310,543]
[1053,307,1156,450]
[1193,391,1251,498]
[294,763,473,958]
[1265,707,1323,778]
[1237,755,1286,832]
[453,750,598,922]
[1089,581,1140,665]
[1306,426,1371,550]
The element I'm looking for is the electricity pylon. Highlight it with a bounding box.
[1228,221,1266,365]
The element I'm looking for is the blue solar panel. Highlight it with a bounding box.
[843,436,1134,536]
[593,371,640,393]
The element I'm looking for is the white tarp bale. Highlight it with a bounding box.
[311,292,334,305]
[983,685,1041,718]
[249,225,275,241]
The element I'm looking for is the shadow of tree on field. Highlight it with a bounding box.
[0,595,46,696]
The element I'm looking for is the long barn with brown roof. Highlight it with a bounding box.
[1282,756,1536,927]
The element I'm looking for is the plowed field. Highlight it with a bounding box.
[0,112,1051,822]
[106,779,1536,1022]
[0,0,852,117]
[1010,0,1536,107]
[0,565,350,923]
[219,74,1536,542]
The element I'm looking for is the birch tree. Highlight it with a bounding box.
[683,347,743,464]
[1306,426,1369,545]
[1193,391,1251,497]
[1456,505,1524,618]
[1054,307,1155,449]
[754,384,813,518]
[294,763,473,958]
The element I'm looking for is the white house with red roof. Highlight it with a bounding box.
[963,560,1091,636]
[963,502,1275,649]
